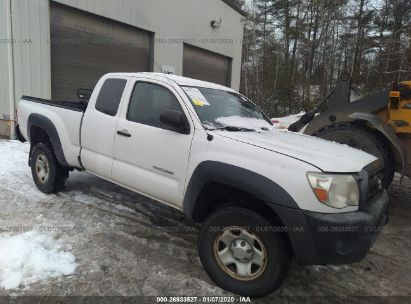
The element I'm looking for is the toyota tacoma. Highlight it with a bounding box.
[15,72,389,296]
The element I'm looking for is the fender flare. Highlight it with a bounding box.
[349,113,407,180]
[183,161,299,221]
[27,113,70,168]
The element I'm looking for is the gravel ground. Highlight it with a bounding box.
[0,140,410,303]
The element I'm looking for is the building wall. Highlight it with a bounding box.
[11,0,52,103]
[1,0,244,136]
[0,0,11,136]
[0,0,52,136]
[0,1,11,119]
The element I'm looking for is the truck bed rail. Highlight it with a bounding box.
[22,96,87,112]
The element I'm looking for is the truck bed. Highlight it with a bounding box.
[22,96,88,112]
[18,96,86,168]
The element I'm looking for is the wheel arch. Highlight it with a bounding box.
[27,113,70,168]
[183,161,299,223]
[184,161,321,263]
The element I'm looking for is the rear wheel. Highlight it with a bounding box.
[31,143,68,194]
[314,124,395,187]
[198,207,290,297]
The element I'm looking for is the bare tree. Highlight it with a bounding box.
[239,0,411,117]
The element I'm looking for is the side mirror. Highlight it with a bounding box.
[159,110,190,134]
[77,88,93,101]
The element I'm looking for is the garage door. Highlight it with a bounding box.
[183,44,231,87]
[50,3,152,100]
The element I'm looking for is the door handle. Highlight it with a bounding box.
[117,130,131,138]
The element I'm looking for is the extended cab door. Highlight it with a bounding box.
[112,78,194,207]
[81,77,128,179]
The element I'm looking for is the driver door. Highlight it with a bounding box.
[112,79,194,207]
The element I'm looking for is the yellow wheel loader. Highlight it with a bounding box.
[289,73,411,187]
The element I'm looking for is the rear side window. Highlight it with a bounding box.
[95,79,127,116]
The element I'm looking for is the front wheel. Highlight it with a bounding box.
[198,207,290,297]
[31,143,68,194]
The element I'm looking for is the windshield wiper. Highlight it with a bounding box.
[208,126,256,132]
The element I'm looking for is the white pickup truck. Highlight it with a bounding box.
[16,72,389,296]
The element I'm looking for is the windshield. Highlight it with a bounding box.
[182,87,272,131]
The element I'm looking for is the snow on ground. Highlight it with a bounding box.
[0,231,76,290]
[0,139,411,300]
[0,141,47,202]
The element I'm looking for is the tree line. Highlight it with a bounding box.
[231,0,411,117]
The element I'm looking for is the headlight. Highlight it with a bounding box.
[307,172,359,209]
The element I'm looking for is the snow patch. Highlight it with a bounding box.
[215,116,272,131]
[308,265,348,272]
[0,231,76,290]
[0,140,47,202]
[65,190,137,215]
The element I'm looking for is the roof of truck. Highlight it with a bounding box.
[104,72,236,92]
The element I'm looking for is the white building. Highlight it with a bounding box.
[0,0,245,137]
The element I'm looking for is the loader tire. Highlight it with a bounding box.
[314,124,395,188]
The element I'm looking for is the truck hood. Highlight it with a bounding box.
[216,130,377,172]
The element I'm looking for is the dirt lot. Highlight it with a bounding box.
[0,140,410,303]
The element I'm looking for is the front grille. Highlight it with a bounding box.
[359,160,384,211]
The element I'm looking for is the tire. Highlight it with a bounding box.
[198,207,290,297]
[31,143,68,194]
[314,124,395,187]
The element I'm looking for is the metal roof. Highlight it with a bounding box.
[221,0,247,17]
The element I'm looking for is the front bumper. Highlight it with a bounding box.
[271,190,389,265]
